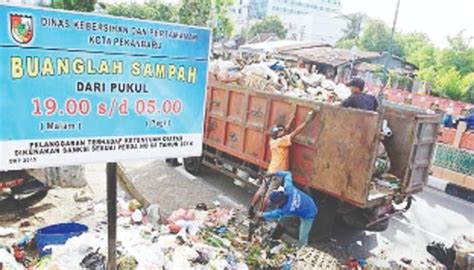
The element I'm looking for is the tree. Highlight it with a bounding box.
[50,0,96,12]
[395,32,431,58]
[106,0,234,40]
[358,19,390,53]
[106,2,177,22]
[178,0,212,26]
[434,68,465,100]
[210,0,235,40]
[340,13,367,40]
[405,43,438,69]
[248,16,287,39]
[178,0,234,40]
[438,31,474,76]
[336,38,358,49]
[335,14,474,102]
[461,72,474,102]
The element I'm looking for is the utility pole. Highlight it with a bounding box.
[380,0,400,103]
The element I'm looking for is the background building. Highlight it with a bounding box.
[230,0,251,28]
[266,0,344,44]
[250,0,268,19]
[267,0,342,16]
[285,12,345,44]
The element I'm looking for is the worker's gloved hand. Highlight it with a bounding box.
[248,206,256,219]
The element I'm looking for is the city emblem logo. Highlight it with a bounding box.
[10,13,34,44]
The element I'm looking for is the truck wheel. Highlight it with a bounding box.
[183,157,202,175]
[341,212,390,232]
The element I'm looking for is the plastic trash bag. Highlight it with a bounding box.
[146,204,161,228]
[334,83,351,100]
[426,241,455,269]
[321,79,337,90]
[242,64,279,85]
[80,249,105,270]
[382,120,392,137]
[0,248,22,270]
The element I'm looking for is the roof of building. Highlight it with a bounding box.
[277,45,380,66]
[276,43,417,71]
[239,40,302,53]
[246,33,280,44]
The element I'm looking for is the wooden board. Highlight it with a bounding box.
[312,105,380,206]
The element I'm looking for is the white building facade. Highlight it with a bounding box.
[284,12,345,44]
[229,0,251,34]
[266,0,344,44]
[267,0,341,16]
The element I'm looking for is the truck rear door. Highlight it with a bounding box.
[404,115,441,193]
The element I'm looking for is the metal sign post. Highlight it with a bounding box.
[106,163,117,269]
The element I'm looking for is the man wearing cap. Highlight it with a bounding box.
[249,111,314,214]
[343,78,378,112]
[256,171,318,246]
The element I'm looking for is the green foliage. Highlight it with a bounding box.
[405,43,437,69]
[50,0,96,12]
[358,19,390,53]
[336,38,358,49]
[248,16,287,39]
[178,0,211,26]
[336,15,474,102]
[105,0,234,40]
[434,68,465,100]
[394,32,430,58]
[438,31,474,76]
[340,13,367,40]
[177,0,234,40]
[106,2,177,22]
[461,73,474,102]
[211,0,235,40]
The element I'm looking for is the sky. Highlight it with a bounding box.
[342,0,473,47]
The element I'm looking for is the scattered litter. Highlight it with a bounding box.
[0,248,22,270]
[213,200,221,207]
[117,255,137,270]
[36,222,89,256]
[195,203,208,211]
[233,178,245,187]
[427,241,456,269]
[0,228,17,238]
[19,221,31,228]
[131,209,143,224]
[73,189,93,202]
[128,199,142,212]
[80,249,106,270]
[146,204,161,228]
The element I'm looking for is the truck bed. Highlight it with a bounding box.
[204,79,441,208]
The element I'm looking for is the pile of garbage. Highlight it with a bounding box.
[0,199,340,269]
[209,58,352,103]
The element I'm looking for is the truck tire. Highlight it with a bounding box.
[183,157,202,175]
[366,219,390,232]
[341,211,390,232]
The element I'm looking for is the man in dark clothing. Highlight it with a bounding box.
[342,78,378,112]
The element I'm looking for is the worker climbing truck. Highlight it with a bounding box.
[183,78,441,238]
